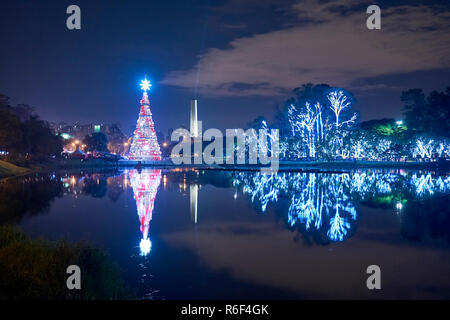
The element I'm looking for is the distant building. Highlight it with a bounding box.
[50,122,120,140]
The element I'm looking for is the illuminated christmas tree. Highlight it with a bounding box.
[128,77,162,161]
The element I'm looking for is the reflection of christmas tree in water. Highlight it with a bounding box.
[128,78,162,161]
[129,169,161,255]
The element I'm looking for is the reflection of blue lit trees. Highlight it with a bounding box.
[410,173,450,197]
[325,174,357,241]
[288,173,324,231]
[234,172,288,212]
[234,172,359,242]
[233,171,450,243]
[288,173,358,242]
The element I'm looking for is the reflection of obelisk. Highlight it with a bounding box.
[190,184,198,224]
[129,169,161,255]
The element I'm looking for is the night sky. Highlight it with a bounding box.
[1,0,449,135]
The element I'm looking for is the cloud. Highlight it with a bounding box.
[161,0,450,97]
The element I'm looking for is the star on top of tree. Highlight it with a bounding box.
[140,77,152,92]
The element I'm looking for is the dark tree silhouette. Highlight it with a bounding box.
[83,132,109,152]
[22,118,63,160]
[401,87,450,137]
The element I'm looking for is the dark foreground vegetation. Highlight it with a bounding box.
[0,226,129,300]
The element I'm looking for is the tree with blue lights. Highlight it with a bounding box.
[280,85,358,160]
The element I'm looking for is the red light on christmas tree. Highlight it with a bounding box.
[128,77,162,161]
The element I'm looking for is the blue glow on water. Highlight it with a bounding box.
[233,171,450,242]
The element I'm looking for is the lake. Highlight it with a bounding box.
[1,168,449,299]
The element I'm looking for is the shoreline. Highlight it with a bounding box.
[118,159,450,172]
[1,158,449,179]
[0,160,33,180]
[33,158,450,172]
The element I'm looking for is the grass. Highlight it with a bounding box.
[0,160,31,178]
[0,225,130,300]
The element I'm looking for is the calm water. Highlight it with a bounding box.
[1,168,450,299]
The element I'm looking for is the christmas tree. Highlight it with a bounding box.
[128,78,162,161]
